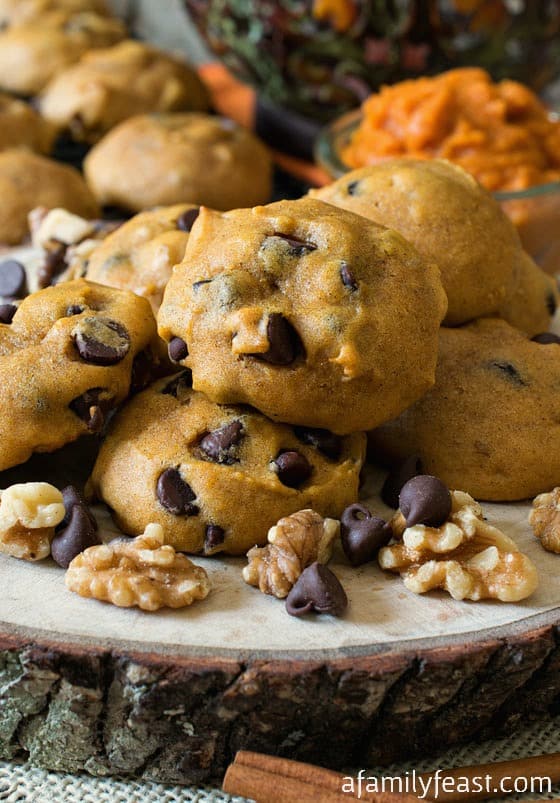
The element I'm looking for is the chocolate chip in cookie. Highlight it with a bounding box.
[168,336,188,363]
[488,360,527,387]
[176,207,200,232]
[272,450,312,488]
[0,303,16,324]
[293,426,342,460]
[253,313,302,365]
[199,420,244,464]
[73,318,130,366]
[157,468,198,516]
[272,232,317,256]
[340,262,358,291]
[0,259,26,299]
[69,387,114,432]
[204,524,225,553]
[532,332,560,345]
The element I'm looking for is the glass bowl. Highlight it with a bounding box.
[315,111,560,275]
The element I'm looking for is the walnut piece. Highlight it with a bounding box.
[0,482,65,561]
[65,523,211,611]
[530,488,560,554]
[243,509,340,598]
[379,491,538,602]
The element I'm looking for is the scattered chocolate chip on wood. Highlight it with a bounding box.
[399,475,452,528]
[51,504,101,568]
[340,503,391,566]
[286,562,348,617]
[0,259,26,299]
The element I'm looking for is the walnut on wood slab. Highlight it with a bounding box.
[530,487,560,554]
[379,491,539,602]
[65,523,210,611]
[243,509,340,598]
[0,482,65,561]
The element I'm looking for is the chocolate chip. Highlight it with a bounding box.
[161,370,192,397]
[547,291,557,316]
[381,455,424,509]
[199,420,243,463]
[66,304,85,316]
[286,562,348,617]
[51,505,101,568]
[37,243,67,289]
[0,259,26,298]
[73,319,130,366]
[488,360,527,387]
[0,303,16,324]
[532,332,560,345]
[177,207,200,232]
[340,262,358,291]
[272,232,317,256]
[204,524,225,553]
[293,426,342,460]
[253,313,302,365]
[399,475,452,528]
[157,468,198,516]
[272,450,312,488]
[192,279,212,291]
[347,180,360,195]
[59,485,97,531]
[69,387,114,431]
[340,504,391,566]
[168,336,188,363]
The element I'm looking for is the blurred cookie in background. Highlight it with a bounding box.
[84,113,272,212]
[0,9,126,95]
[39,40,209,143]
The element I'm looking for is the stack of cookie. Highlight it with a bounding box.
[312,159,560,501]
[86,196,448,554]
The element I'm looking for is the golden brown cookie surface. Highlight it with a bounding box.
[0,10,125,95]
[0,93,56,154]
[0,279,160,471]
[0,150,99,245]
[0,0,110,27]
[39,40,209,143]
[84,113,272,212]
[88,375,365,555]
[157,198,448,434]
[498,249,558,337]
[311,159,522,326]
[84,204,199,313]
[370,318,560,501]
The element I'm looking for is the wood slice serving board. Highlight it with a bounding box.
[0,457,558,786]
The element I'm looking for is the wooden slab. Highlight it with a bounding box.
[0,463,558,785]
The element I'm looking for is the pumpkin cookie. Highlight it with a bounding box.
[0,10,125,95]
[370,318,560,501]
[498,249,558,337]
[39,40,209,143]
[0,93,56,154]
[0,150,99,245]
[87,375,365,555]
[311,159,526,327]
[84,204,199,314]
[0,279,160,471]
[157,198,448,434]
[84,113,272,212]
[0,0,111,28]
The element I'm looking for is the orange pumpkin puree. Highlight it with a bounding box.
[343,68,560,193]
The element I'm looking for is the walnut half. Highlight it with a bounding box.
[530,488,560,554]
[379,491,539,602]
[243,509,340,598]
[65,523,211,611]
[0,482,65,561]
